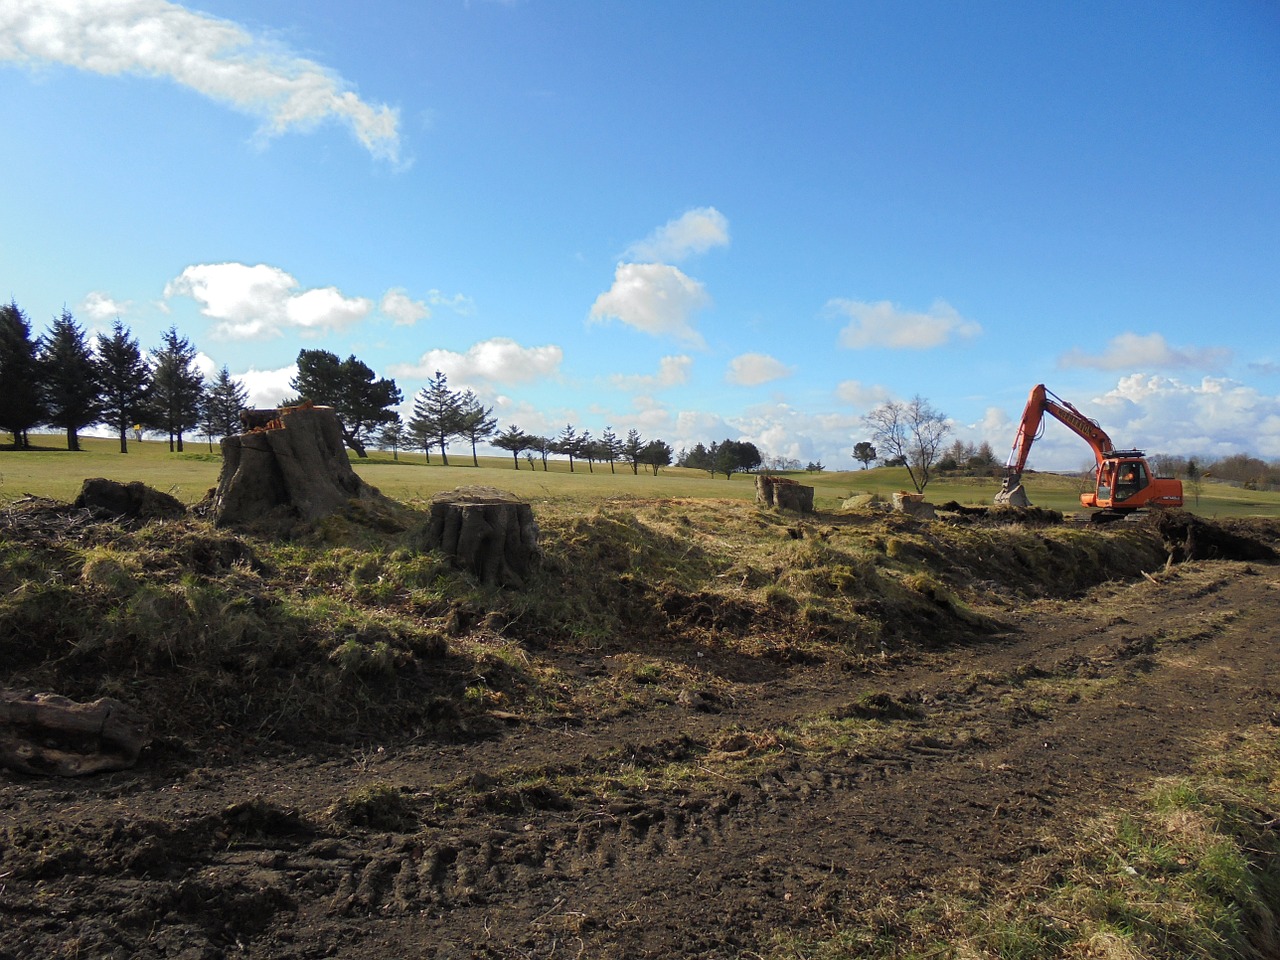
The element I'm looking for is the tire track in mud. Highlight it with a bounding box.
[3,562,1277,959]
[297,562,1280,956]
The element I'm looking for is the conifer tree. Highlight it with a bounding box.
[290,349,401,457]
[0,300,44,448]
[38,309,102,451]
[95,319,151,454]
[456,390,497,467]
[201,365,249,445]
[148,325,205,452]
[408,370,462,466]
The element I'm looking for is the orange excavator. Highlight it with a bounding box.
[994,384,1183,517]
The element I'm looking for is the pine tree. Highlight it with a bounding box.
[408,370,462,466]
[456,390,497,467]
[600,427,620,473]
[0,301,44,448]
[289,349,402,457]
[554,424,579,472]
[492,423,531,470]
[38,309,102,451]
[376,414,405,461]
[201,365,249,446]
[622,429,645,475]
[95,319,151,454]
[148,325,205,452]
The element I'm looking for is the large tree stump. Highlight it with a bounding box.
[1,689,150,776]
[425,487,539,588]
[209,405,381,527]
[756,475,814,513]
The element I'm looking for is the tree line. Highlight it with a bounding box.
[0,303,754,478]
[0,301,246,454]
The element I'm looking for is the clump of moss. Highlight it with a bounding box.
[327,782,417,831]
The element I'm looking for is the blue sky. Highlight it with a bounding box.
[2,0,1278,470]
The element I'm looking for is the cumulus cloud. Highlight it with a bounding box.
[589,262,710,346]
[725,353,793,387]
[80,291,132,321]
[610,355,693,392]
[380,289,430,326]
[828,298,981,349]
[625,207,729,262]
[389,337,563,385]
[236,364,298,409]
[1058,332,1230,372]
[835,379,891,408]
[165,262,373,338]
[0,0,401,161]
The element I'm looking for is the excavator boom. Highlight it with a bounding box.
[1004,384,1114,476]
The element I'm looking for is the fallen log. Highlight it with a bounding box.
[0,689,150,776]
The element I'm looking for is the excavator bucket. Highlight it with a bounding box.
[993,475,1031,508]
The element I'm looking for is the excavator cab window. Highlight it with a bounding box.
[1114,461,1148,501]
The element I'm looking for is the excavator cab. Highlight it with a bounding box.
[1090,456,1149,508]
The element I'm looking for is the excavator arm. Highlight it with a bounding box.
[1003,384,1115,477]
[996,384,1115,506]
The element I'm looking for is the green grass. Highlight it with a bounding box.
[5,433,1279,516]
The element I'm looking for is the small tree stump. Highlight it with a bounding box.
[425,487,539,587]
[209,405,381,527]
[892,491,937,519]
[756,475,814,513]
[1,689,150,776]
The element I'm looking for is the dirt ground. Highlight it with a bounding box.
[3,541,1280,957]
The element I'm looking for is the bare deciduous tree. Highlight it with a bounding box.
[862,395,950,493]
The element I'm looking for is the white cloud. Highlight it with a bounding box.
[626,207,729,262]
[828,298,981,349]
[425,289,475,315]
[82,291,130,321]
[835,379,891,408]
[165,262,372,338]
[589,262,710,346]
[235,365,298,409]
[389,337,563,385]
[0,0,400,161]
[193,350,218,379]
[380,289,430,326]
[1058,332,1230,371]
[284,286,373,330]
[610,355,693,391]
[725,352,793,387]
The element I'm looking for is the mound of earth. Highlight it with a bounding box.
[1149,509,1279,562]
[74,478,187,522]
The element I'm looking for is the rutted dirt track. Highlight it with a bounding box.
[3,553,1278,959]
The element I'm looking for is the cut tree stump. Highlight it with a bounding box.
[425,486,539,588]
[208,404,382,528]
[892,491,937,519]
[756,475,814,513]
[0,689,150,776]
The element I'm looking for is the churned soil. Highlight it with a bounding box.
[3,533,1280,958]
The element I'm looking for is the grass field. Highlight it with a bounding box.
[3,433,1279,517]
